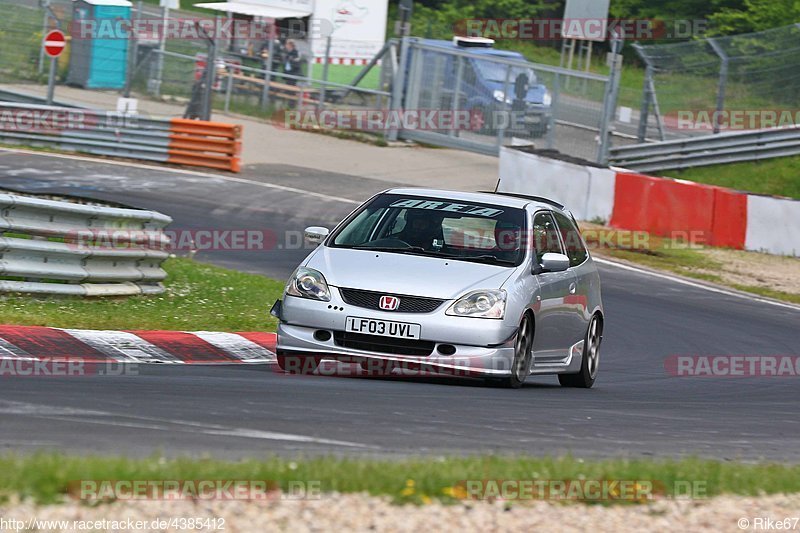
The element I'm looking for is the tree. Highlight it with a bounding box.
[710,0,800,34]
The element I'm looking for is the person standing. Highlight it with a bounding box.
[283,39,301,85]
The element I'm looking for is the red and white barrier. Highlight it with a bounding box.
[498,147,800,256]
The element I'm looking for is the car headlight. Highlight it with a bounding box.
[446,289,506,319]
[493,89,511,104]
[285,267,331,301]
[542,91,552,107]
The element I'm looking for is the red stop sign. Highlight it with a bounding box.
[43,30,66,58]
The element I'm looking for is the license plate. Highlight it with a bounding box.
[345,317,421,340]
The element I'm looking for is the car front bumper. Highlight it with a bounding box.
[274,293,519,377]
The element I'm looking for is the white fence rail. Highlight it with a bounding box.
[0,192,172,296]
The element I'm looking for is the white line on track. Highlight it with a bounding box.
[0,400,376,449]
[594,257,800,311]
[0,147,361,205]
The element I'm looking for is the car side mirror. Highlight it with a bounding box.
[304,226,330,245]
[538,253,570,273]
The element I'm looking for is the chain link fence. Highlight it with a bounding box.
[634,23,800,141]
[398,38,616,162]
[0,0,74,86]
[1,1,624,163]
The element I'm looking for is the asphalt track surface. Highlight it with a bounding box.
[0,150,798,461]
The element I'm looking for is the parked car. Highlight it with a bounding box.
[271,188,604,388]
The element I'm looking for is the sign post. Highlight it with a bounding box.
[43,29,66,105]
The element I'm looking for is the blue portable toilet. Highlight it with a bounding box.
[67,0,132,89]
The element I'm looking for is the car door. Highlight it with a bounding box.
[530,211,578,365]
[552,211,594,349]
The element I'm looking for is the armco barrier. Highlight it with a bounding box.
[498,145,798,256]
[168,119,242,172]
[608,125,800,173]
[0,192,172,296]
[0,103,242,173]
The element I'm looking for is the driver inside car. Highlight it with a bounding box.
[397,209,446,250]
[493,220,522,261]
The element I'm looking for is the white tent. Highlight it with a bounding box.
[193,1,312,19]
[194,0,387,64]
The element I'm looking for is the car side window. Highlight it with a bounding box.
[553,212,589,267]
[532,212,564,263]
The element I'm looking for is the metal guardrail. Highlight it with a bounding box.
[0,192,172,296]
[0,103,242,172]
[608,126,800,172]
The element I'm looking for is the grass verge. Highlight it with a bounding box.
[0,258,283,331]
[1,454,799,505]
[666,157,800,199]
[581,224,800,304]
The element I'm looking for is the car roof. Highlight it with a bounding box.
[383,188,566,213]
[419,39,526,59]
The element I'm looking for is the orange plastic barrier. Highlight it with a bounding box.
[167,119,242,172]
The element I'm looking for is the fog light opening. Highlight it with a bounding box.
[437,344,456,356]
[314,330,332,342]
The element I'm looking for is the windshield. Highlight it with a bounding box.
[473,58,537,85]
[330,194,527,266]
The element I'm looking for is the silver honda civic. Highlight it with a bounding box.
[271,188,604,388]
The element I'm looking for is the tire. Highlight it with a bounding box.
[277,353,320,375]
[498,314,534,389]
[530,121,549,139]
[559,314,602,389]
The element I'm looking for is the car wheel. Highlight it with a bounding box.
[530,121,549,138]
[558,314,602,389]
[499,314,533,389]
[277,353,320,375]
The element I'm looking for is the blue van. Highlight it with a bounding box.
[410,38,553,138]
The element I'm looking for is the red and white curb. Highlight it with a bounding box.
[0,326,276,364]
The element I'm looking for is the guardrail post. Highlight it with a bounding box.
[597,33,623,165]
[124,0,143,98]
[545,73,559,150]
[38,0,51,74]
[153,4,169,98]
[387,37,412,142]
[317,36,332,113]
[708,38,729,135]
[224,69,233,113]
[261,32,275,111]
[449,56,464,138]
[495,64,512,151]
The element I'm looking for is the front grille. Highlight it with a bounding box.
[333,331,435,356]
[339,288,445,313]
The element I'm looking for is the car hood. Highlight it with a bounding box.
[305,247,517,300]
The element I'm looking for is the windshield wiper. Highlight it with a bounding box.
[353,245,427,253]
[352,245,458,258]
[459,254,517,266]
